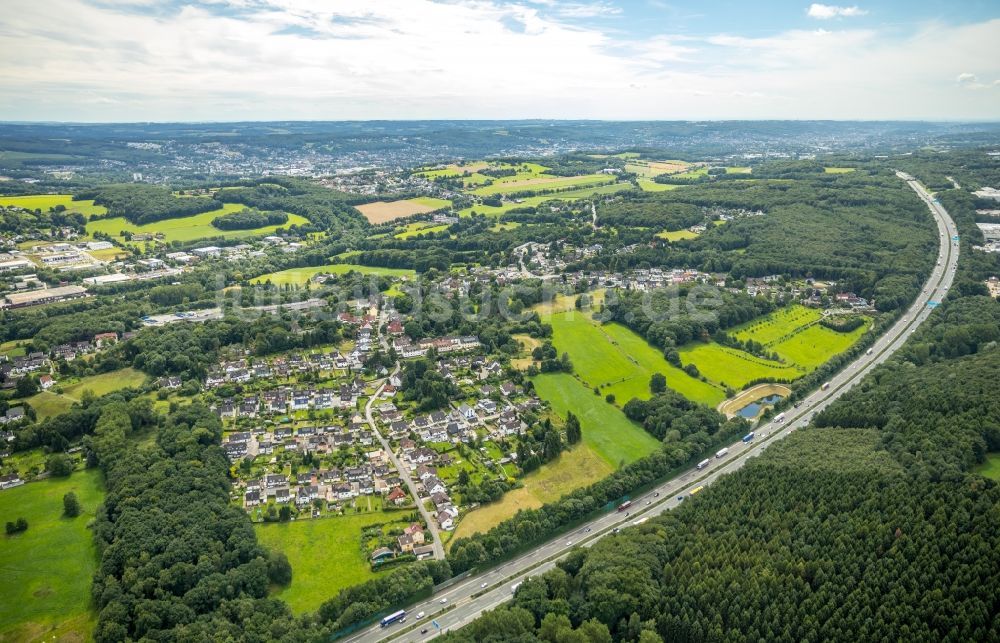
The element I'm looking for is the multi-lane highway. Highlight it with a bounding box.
[347,172,958,643]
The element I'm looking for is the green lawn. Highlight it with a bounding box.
[452,443,612,540]
[678,343,803,390]
[0,469,103,642]
[655,228,699,241]
[730,305,824,345]
[468,174,614,197]
[770,322,868,369]
[824,167,856,174]
[0,194,106,217]
[543,308,724,406]
[458,182,631,217]
[729,305,868,370]
[26,368,147,421]
[600,323,725,406]
[394,223,449,239]
[0,340,27,359]
[975,454,1000,481]
[637,180,683,192]
[252,264,415,286]
[255,511,412,613]
[86,204,308,244]
[409,196,452,210]
[531,372,659,467]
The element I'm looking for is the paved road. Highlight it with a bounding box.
[364,308,446,559]
[346,172,958,642]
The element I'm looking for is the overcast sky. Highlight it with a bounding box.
[1,0,998,122]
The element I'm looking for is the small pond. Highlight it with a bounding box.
[736,394,783,419]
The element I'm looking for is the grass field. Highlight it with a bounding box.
[625,160,689,178]
[975,454,1000,481]
[451,443,613,541]
[356,197,450,223]
[86,203,308,244]
[26,368,146,421]
[542,306,724,406]
[637,180,683,192]
[255,511,411,613]
[0,194,106,217]
[770,322,868,369]
[730,305,869,369]
[824,167,856,174]
[0,340,27,359]
[532,372,659,467]
[726,167,752,174]
[0,469,103,642]
[394,222,449,239]
[655,228,699,241]
[678,343,803,390]
[252,264,415,286]
[458,182,631,217]
[599,323,725,405]
[468,174,614,197]
[731,305,823,345]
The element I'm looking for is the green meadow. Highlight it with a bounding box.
[0,194,107,217]
[252,263,415,286]
[542,305,724,406]
[394,222,449,239]
[86,203,308,243]
[458,182,631,217]
[0,469,103,642]
[469,173,613,197]
[452,443,613,540]
[730,304,869,369]
[730,305,824,345]
[255,511,412,613]
[656,228,699,241]
[637,180,683,192]
[678,343,804,390]
[531,372,660,467]
[975,454,1000,481]
[26,367,147,421]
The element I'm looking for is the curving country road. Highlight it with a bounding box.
[347,172,958,643]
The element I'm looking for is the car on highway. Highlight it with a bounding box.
[653,492,659,497]
[481,582,488,588]
[421,628,428,634]
[566,540,572,546]
[440,598,447,604]
[417,611,425,618]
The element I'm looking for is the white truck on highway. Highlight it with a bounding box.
[715,447,729,459]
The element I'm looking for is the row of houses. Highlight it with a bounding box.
[391,335,480,359]
[205,351,366,388]
[240,460,410,509]
[222,419,376,462]
[214,380,370,418]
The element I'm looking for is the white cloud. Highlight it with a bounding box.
[807,4,868,19]
[0,1,997,120]
[956,72,998,90]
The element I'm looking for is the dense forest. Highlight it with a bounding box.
[211,208,288,230]
[77,184,223,224]
[213,177,366,232]
[584,170,937,312]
